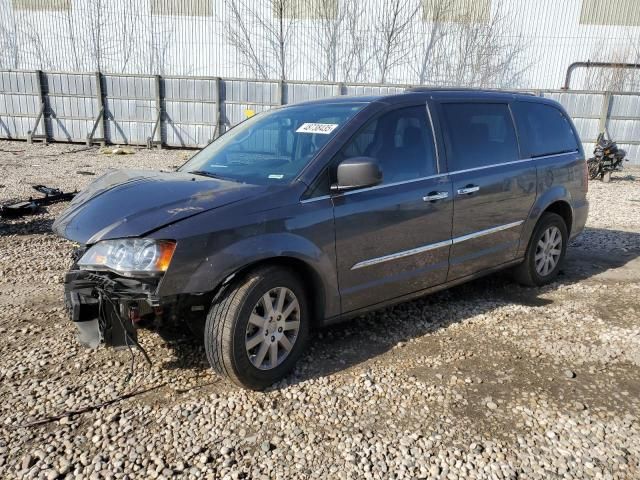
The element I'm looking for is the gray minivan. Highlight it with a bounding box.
[54,89,588,389]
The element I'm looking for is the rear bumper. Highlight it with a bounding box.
[64,270,158,349]
[571,199,589,239]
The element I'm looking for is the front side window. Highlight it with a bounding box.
[512,102,579,158]
[334,105,437,185]
[440,103,519,171]
[180,103,365,185]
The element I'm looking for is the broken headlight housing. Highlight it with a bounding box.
[77,239,176,277]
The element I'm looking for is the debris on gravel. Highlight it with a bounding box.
[1,141,639,479]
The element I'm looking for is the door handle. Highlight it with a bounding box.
[423,191,449,202]
[457,185,480,195]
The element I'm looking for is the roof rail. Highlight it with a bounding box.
[405,86,536,96]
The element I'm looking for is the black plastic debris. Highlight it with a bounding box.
[0,184,77,219]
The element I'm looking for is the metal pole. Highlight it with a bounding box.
[95,71,106,146]
[563,61,640,90]
[154,74,162,149]
[214,76,222,139]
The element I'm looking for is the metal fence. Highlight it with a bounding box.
[0,69,639,164]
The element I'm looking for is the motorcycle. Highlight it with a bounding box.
[587,132,628,181]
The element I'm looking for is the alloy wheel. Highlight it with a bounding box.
[245,287,300,370]
[535,226,562,276]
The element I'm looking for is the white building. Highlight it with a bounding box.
[1,0,640,90]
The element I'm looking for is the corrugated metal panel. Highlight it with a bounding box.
[580,0,640,26]
[221,79,280,129]
[1,70,639,158]
[45,72,98,142]
[285,82,340,104]
[620,144,639,165]
[163,76,218,147]
[277,0,338,19]
[151,0,213,16]
[12,0,70,10]
[3,0,640,90]
[344,85,407,96]
[543,92,604,117]
[423,0,491,23]
[0,70,43,139]
[103,75,157,145]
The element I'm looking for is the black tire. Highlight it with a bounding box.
[204,266,310,390]
[513,212,568,287]
[587,159,600,180]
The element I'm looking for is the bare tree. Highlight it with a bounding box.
[0,2,19,69]
[225,0,295,80]
[20,19,53,70]
[415,0,529,88]
[372,0,421,83]
[411,0,448,85]
[81,0,121,71]
[584,44,640,91]
[310,0,372,83]
[118,2,145,73]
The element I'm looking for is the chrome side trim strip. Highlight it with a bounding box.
[452,220,524,244]
[341,173,449,196]
[351,239,452,270]
[351,220,524,270]
[447,151,578,176]
[300,194,331,204]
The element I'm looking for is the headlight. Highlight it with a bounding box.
[77,239,176,276]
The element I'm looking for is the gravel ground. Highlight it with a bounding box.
[1,140,639,480]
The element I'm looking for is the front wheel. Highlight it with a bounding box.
[587,159,600,180]
[513,212,568,286]
[204,266,309,390]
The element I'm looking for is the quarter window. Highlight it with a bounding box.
[512,102,579,158]
[440,103,519,171]
[336,106,437,185]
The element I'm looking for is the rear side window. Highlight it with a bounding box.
[440,103,519,171]
[512,102,579,158]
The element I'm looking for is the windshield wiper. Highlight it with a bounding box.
[188,170,236,182]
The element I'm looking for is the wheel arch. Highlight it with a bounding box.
[542,200,573,236]
[517,188,574,258]
[222,256,327,328]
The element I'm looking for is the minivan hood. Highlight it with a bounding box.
[53,169,264,244]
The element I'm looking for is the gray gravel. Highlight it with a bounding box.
[1,140,639,479]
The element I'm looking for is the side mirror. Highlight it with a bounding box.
[331,157,382,192]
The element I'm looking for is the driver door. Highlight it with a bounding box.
[332,104,453,313]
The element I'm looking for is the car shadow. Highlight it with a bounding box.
[155,227,640,388]
[0,214,54,236]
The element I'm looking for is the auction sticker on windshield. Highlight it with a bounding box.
[296,123,339,134]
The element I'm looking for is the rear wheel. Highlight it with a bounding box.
[204,266,309,390]
[513,212,568,286]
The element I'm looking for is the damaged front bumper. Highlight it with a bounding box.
[64,269,160,350]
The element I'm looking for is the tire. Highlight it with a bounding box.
[204,266,310,390]
[513,212,568,287]
[587,159,600,180]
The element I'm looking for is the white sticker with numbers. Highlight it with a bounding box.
[296,123,339,134]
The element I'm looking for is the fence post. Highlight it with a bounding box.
[27,70,47,144]
[598,91,612,137]
[338,82,346,95]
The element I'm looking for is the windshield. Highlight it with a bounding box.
[179,102,365,185]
